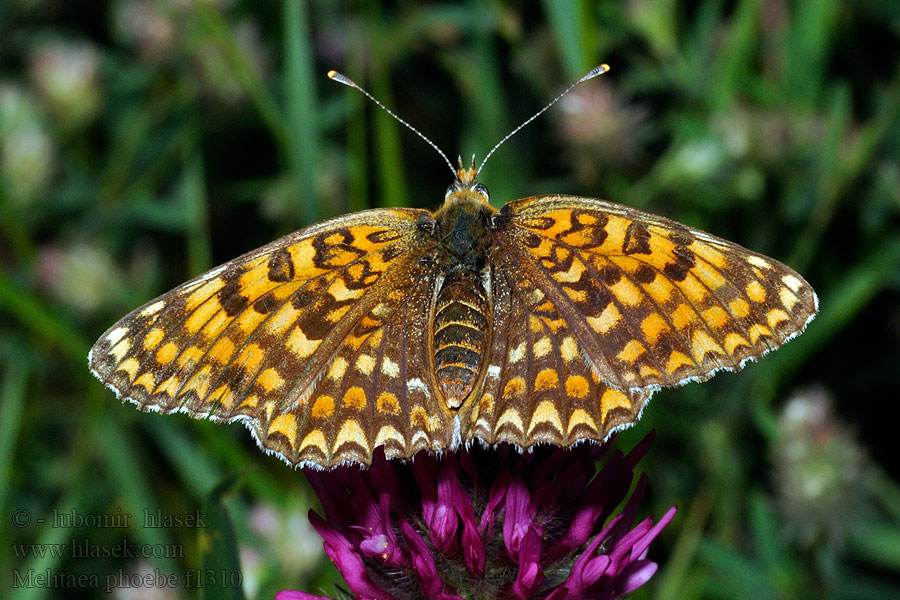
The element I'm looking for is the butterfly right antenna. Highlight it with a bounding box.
[476,64,611,176]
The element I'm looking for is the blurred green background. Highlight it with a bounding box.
[2,1,899,598]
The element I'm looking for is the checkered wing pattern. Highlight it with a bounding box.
[283,256,453,466]
[464,258,650,449]
[89,208,446,468]
[494,195,818,393]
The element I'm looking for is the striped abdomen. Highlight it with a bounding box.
[432,269,489,409]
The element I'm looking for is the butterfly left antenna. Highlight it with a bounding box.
[476,63,611,176]
[328,70,457,177]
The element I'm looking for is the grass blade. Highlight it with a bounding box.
[283,0,322,223]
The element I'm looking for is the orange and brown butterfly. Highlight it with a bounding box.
[89,65,817,469]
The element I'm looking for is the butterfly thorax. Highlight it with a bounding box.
[430,180,496,409]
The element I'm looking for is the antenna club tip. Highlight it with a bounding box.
[328,70,358,89]
[578,63,612,83]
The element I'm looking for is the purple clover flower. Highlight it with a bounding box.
[278,432,674,600]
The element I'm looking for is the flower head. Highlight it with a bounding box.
[0,84,55,207]
[281,432,674,600]
[773,387,867,548]
[556,82,647,183]
[28,38,102,130]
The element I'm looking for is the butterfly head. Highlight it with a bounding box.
[445,154,490,206]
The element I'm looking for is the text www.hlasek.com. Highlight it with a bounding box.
[12,538,183,559]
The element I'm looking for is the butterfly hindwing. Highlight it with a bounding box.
[275,256,452,467]
[464,258,650,448]
[494,195,818,392]
[88,208,436,466]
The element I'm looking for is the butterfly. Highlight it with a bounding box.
[89,66,818,468]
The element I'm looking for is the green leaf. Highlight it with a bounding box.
[199,475,247,600]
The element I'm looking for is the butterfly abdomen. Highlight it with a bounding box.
[432,268,489,409]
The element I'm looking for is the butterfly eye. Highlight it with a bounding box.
[473,182,490,200]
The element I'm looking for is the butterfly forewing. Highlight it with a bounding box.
[89,208,437,467]
[497,195,818,392]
